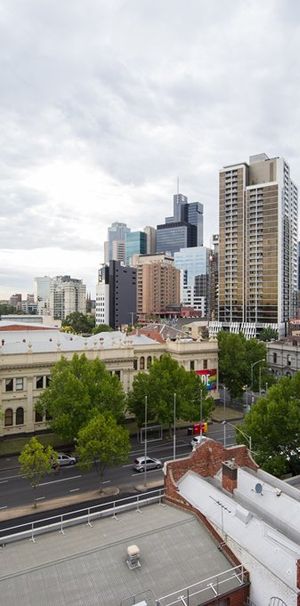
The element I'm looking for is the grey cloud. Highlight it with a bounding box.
[1,0,300,294]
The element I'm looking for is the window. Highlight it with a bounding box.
[15,378,24,391]
[133,359,138,370]
[45,376,51,387]
[287,354,291,367]
[190,360,195,371]
[4,408,13,426]
[16,407,24,425]
[36,376,44,389]
[147,356,152,369]
[115,370,121,380]
[5,379,13,392]
[203,359,208,370]
[35,410,43,423]
[273,352,277,364]
[140,356,145,370]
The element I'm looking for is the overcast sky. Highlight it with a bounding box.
[1,0,300,299]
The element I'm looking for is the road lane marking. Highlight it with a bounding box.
[39,474,82,487]
[0,506,8,510]
[69,488,80,493]
[0,473,22,481]
[35,496,45,501]
[101,480,111,484]
[0,480,8,484]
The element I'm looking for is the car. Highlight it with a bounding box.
[133,456,163,473]
[191,435,208,449]
[55,453,77,467]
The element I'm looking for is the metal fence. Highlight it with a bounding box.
[156,565,247,606]
[0,488,165,545]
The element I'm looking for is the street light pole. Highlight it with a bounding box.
[251,358,265,393]
[223,386,226,447]
[144,395,148,488]
[200,388,203,438]
[173,392,176,460]
[225,420,252,453]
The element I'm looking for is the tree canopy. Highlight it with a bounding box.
[258,327,278,342]
[92,324,112,334]
[76,413,130,484]
[239,373,300,476]
[62,312,95,334]
[19,437,57,505]
[127,354,213,432]
[217,332,271,397]
[36,354,126,441]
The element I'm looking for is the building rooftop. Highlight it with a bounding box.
[0,503,243,606]
[0,323,157,354]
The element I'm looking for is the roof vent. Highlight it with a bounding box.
[254,482,263,495]
[126,544,141,570]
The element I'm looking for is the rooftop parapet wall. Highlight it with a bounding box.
[164,440,258,502]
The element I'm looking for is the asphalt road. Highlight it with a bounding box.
[0,421,237,519]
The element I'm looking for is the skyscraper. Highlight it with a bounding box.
[125,231,147,264]
[174,247,210,315]
[218,153,298,337]
[104,222,130,263]
[156,193,203,256]
[144,226,156,254]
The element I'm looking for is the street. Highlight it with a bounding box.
[0,421,237,519]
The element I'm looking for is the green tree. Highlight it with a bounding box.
[127,354,213,433]
[258,327,278,342]
[92,324,112,334]
[218,332,248,398]
[218,332,269,397]
[0,303,21,315]
[239,373,300,476]
[76,413,130,488]
[36,354,126,441]
[62,312,95,334]
[18,437,57,507]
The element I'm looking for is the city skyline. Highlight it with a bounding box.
[1,1,300,297]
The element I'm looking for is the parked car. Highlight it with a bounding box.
[191,435,208,449]
[133,456,163,473]
[54,453,77,467]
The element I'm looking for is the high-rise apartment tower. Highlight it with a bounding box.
[218,153,298,337]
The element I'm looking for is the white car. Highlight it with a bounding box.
[133,456,162,473]
[191,435,208,449]
[56,453,77,466]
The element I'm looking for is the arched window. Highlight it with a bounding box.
[147,356,152,369]
[140,356,145,370]
[35,410,43,423]
[16,407,24,425]
[4,408,13,426]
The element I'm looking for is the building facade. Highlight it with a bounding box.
[143,225,156,254]
[156,193,204,256]
[49,276,86,320]
[96,261,136,329]
[218,153,298,338]
[0,322,219,437]
[174,246,210,315]
[104,222,130,264]
[125,231,147,264]
[136,253,180,318]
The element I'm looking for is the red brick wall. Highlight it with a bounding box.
[164,439,258,503]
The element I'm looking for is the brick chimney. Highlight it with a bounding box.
[222,459,238,493]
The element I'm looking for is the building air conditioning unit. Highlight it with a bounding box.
[126,544,141,570]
